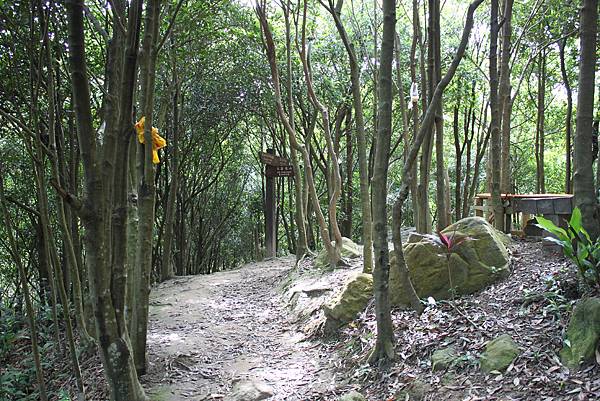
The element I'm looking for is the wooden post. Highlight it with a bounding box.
[265,148,277,258]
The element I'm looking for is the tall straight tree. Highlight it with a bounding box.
[432,0,450,230]
[283,0,309,261]
[370,0,396,364]
[132,0,162,375]
[489,0,503,231]
[64,0,148,399]
[499,0,514,193]
[573,0,599,239]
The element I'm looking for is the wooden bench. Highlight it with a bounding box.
[474,193,574,235]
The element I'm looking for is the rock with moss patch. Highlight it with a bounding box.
[479,334,520,372]
[339,390,366,401]
[431,346,459,371]
[323,272,372,333]
[389,217,510,306]
[560,297,600,370]
[315,237,362,269]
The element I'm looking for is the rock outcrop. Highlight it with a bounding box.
[314,237,362,269]
[323,272,373,333]
[389,217,510,306]
[560,297,600,370]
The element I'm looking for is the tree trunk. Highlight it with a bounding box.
[65,0,148,399]
[299,0,344,267]
[489,0,503,231]
[133,0,162,375]
[432,0,449,230]
[369,0,397,364]
[573,0,599,239]
[558,37,573,194]
[283,3,309,260]
[535,51,546,194]
[499,0,513,194]
[327,0,373,271]
[161,65,180,282]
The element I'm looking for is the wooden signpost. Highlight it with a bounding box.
[259,149,294,258]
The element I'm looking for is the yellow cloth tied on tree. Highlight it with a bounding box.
[135,116,166,164]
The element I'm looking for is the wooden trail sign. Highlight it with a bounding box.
[259,151,290,167]
[266,164,294,177]
[259,149,294,258]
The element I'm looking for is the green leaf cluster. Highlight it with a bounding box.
[536,208,600,289]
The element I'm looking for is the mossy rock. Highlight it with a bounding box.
[323,272,373,333]
[560,297,600,370]
[389,217,510,306]
[431,346,459,372]
[339,391,366,401]
[479,334,520,373]
[315,237,362,269]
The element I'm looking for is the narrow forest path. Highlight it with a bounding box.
[142,257,340,401]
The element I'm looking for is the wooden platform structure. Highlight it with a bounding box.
[474,193,574,234]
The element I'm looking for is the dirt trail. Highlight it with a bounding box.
[143,257,340,401]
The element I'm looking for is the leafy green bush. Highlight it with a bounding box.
[535,208,600,289]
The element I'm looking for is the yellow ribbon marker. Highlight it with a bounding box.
[135,116,167,164]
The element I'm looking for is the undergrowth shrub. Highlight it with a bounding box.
[535,207,600,292]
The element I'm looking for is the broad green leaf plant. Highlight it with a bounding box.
[535,208,600,289]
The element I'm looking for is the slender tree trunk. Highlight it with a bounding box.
[489,0,504,231]
[370,0,397,364]
[44,10,92,345]
[535,51,546,194]
[299,0,344,266]
[409,0,421,228]
[432,0,449,230]
[573,0,599,239]
[161,67,179,281]
[499,0,513,194]
[283,2,309,260]
[558,37,573,194]
[344,108,354,237]
[327,0,373,272]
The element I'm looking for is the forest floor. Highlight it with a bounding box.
[143,256,344,401]
[13,238,600,401]
[335,239,600,401]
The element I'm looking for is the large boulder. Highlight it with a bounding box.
[560,297,600,370]
[323,272,373,333]
[315,237,362,269]
[389,217,510,306]
[479,334,520,373]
